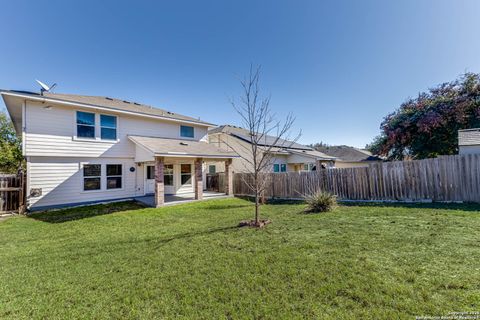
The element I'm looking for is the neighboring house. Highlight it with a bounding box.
[207,125,335,173]
[313,145,382,168]
[1,90,237,210]
[458,128,480,154]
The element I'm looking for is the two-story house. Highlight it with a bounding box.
[207,125,335,174]
[1,90,236,211]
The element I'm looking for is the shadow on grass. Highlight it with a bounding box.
[235,195,303,206]
[202,203,253,210]
[339,201,480,211]
[152,225,241,248]
[28,201,146,223]
[235,195,480,211]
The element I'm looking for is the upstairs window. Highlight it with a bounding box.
[273,164,280,172]
[101,115,117,140]
[106,164,122,189]
[77,111,95,139]
[280,164,287,172]
[83,164,101,191]
[180,125,194,138]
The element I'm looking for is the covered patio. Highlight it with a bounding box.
[135,191,230,207]
[128,135,237,207]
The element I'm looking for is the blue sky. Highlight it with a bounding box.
[1,0,479,147]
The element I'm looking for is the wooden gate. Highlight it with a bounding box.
[206,173,226,193]
[0,172,26,214]
[206,174,220,192]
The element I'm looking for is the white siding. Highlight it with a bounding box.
[286,153,315,166]
[25,101,208,158]
[136,163,145,195]
[458,129,480,146]
[208,133,256,173]
[209,133,293,173]
[28,157,137,209]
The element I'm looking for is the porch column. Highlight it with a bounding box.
[316,160,324,171]
[194,158,203,200]
[155,156,165,207]
[225,159,233,195]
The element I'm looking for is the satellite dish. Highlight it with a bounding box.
[35,79,57,95]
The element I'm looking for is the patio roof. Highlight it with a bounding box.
[128,135,238,159]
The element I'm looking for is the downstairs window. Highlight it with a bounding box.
[106,164,122,189]
[83,164,101,191]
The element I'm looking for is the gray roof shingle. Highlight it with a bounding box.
[313,145,382,162]
[1,90,212,126]
[128,135,238,158]
[209,125,309,150]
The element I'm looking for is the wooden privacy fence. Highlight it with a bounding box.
[233,155,480,203]
[0,173,26,213]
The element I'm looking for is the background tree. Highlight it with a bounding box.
[367,72,480,160]
[230,65,299,227]
[308,141,329,149]
[0,110,23,173]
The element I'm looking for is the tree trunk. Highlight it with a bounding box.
[255,193,259,225]
[254,172,260,225]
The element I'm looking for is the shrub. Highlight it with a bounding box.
[304,191,337,213]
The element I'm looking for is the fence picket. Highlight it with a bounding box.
[233,155,480,203]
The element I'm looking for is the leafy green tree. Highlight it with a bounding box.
[0,109,23,173]
[368,73,480,160]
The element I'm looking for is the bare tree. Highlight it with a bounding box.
[229,65,300,227]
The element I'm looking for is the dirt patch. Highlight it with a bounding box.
[238,219,271,228]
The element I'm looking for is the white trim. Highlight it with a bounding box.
[106,164,124,191]
[1,91,213,127]
[180,125,195,139]
[26,157,31,206]
[80,162,102,193]
[154,153,237,159]
[21,101,26,156]
[73,110,120,143]
[80,162,126,193]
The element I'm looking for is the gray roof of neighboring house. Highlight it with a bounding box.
[0,90,212,126]
[458,128,480,146]
[128,135,238,158]
[313,145,382,162]
[289,149,336,160]
[209,125,310,150]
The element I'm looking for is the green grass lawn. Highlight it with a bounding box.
[0,198,479,319]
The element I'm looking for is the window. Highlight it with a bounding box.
[164,164,174,186]
[303,163,315,171]
[100,115,117,140]
[180,164,192,185]
[208,165,216,174]
[77,111,95,139]
[280,164,286,172]
[273,164,280,172]
[180,125,194,138]
[106,164,122,189]
[147,165,155,180]
[83,164,101,191]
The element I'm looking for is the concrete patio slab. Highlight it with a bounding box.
[135,191,230,207]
